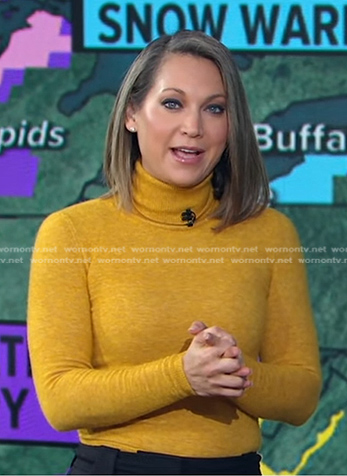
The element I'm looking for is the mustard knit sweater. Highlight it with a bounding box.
[28,162,322,458]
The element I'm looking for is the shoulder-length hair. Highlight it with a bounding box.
[103,30,269,231]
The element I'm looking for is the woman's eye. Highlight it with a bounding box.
[207,104,225,114]
[162,99,182,109]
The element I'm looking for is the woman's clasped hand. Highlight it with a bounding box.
[183,321,253,398]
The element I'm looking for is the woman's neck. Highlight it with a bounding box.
[131,161,217,227]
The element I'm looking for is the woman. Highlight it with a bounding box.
[28,30,322,475]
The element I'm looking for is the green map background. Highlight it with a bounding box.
[0,1,346,474]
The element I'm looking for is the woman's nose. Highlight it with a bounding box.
[180,110,203,137]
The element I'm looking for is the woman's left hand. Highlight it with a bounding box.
[188,321,252,379]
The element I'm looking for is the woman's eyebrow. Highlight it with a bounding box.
[161,87,226,100]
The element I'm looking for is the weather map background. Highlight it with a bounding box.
[0,0,346,474]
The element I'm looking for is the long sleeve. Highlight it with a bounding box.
[28,190,323,456]
[233,215,322,425]
[27,212,193,432]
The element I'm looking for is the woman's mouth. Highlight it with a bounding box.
[171,147,205,164]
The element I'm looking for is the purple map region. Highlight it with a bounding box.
[0,69,24,103]
[49,52,71,68]
[0,321,78,444]
[0,17,72,103]
[61,18,71,36]
[50,18,72,68]
[0,149,39,197]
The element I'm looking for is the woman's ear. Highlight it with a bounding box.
[125,104,137,132]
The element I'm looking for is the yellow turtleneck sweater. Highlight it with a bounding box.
[27,162,322,458]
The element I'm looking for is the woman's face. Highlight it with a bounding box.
[126,54,229,188]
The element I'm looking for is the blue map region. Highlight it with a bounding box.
[271,154,347,204]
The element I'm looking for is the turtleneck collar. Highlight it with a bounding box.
[132,161,218,227]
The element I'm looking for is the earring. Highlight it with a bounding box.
[129,127,136,133]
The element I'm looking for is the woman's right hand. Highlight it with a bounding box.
[183,325,252,397]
